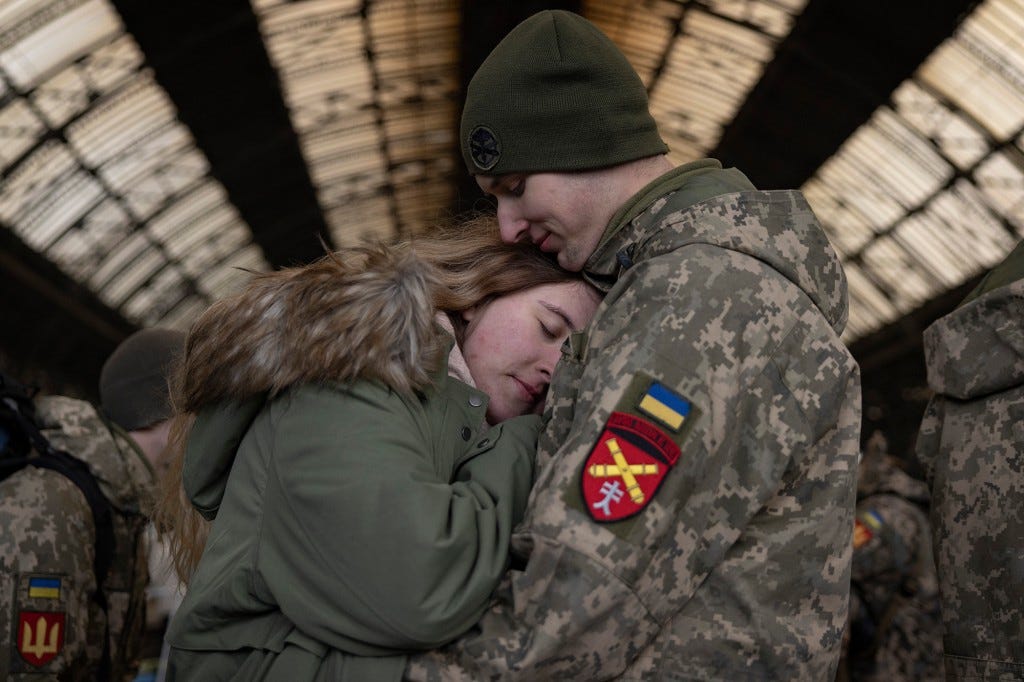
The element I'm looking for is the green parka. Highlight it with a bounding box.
[163,249,542,681]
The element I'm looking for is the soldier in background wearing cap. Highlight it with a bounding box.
[915,238,1024,680]
[0,327,184,681]
[406,10,861,680]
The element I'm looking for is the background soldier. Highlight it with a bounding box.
[0,327,184,681]
[838,432,943,682]
[916,238,1024,680]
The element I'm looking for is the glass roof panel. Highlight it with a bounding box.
[0,0,119,89]
[0,98,45,169]
[975,149,1024,232]
[253,0,459,242]
[802,0,1024,342]
[892,80,990,171]
[325,195,394,246]
[588,0,808,163]
[920,0,1024,141]
[0,0,270,331]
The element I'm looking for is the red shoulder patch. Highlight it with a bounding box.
[17,611,65,667]
[581,412,680,522]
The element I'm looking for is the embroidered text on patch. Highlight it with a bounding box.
[581,412,681,522]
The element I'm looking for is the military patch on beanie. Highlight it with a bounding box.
[461,10,668,176]
[468,126,501,171]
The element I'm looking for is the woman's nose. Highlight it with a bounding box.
[538,344,561,378]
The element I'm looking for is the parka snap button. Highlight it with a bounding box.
[468,395,483,407]
[460,427,472,441]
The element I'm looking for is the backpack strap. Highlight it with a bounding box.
[2,392,115,680]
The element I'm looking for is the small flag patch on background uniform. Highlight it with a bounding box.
[862,509,884,530]
[637,381,691,431]
[28,578,60,600]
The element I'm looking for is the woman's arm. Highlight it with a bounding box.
[256,382,538,652]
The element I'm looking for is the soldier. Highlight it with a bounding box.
[916,238,1024,680]
[406,10,861,680]
[0,327,184,681]
[838,432,943,682]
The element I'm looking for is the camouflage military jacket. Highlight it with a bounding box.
[842,454,943,681]
[0,396,154,681]
[916,250,1024,681]
[407,159,861,680]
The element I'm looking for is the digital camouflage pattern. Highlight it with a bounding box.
[916,241,1024,681]
[838,435,943,681]
[407,159,861,680]
[0,395,154,681]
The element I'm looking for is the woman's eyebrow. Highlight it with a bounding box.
[540,301,579,331]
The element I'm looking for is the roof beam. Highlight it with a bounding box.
[111,0,331,267]
[0,226,137,400]
[713,0,981,189]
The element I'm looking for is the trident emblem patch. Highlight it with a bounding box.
[581,412,680,522]
[17,611,65,667]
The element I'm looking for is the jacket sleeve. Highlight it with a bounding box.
[255,382,539,653]
[406,246,860,680]
[0,467,97,679]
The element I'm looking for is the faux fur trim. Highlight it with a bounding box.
[178,245,445,411]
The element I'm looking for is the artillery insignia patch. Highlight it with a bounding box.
[582,412,680,523]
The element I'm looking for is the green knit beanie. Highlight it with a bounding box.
[99,327,185,431]
[461,10,667,176]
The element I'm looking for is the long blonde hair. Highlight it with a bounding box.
[154,215,588,584]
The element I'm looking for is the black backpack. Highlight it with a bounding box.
[0,373,114,677]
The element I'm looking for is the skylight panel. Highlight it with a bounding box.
[0,0,269,330]
[0,0,120,89]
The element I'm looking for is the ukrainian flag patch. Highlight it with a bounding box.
[862,509,884,530]
[637,381,691,432]
[28,577,60,600]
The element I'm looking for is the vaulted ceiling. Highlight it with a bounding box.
[3,0,1022,457]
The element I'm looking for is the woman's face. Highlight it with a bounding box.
[461,281,600,424]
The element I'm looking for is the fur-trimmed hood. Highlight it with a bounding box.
[177,245,447,413]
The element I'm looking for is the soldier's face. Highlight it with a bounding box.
[477,172,612,272]
[461,281,600,424]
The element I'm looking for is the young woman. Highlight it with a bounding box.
[155,218,600,681]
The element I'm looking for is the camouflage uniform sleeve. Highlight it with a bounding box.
[406,245,860,680]
[0,467,99,680]
[914,277,1024,679]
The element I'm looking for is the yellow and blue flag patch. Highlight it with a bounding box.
[637,381,692,432]
[862,509,884,530]
[27,577,60,600]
